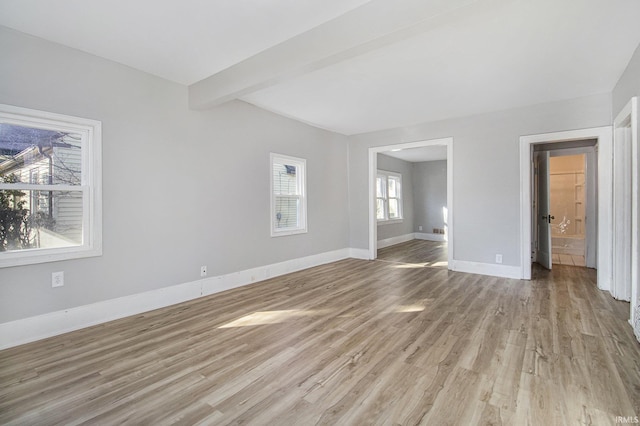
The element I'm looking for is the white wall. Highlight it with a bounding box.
[613,43,640,116]
[0,27,350,324]
[348,94,612,266]
[413,160,447,234]
[376,153,414,241]
[0,25,629,333]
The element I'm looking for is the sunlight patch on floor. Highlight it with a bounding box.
[388,261,448,269]
[391,262,428,269]
[394,304,426,313]
[218,309,323,328]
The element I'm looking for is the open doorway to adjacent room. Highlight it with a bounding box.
[532,142,597,270]
[368,138,453,269]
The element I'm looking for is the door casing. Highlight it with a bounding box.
[368,138,453,263]
[519,126,612,290]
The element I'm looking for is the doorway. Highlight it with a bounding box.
[367,138,453,268]
[549,153,588,266]
[532,145,597,270]
[519,126,612,289]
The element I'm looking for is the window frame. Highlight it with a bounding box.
[376,169,403,224]
[270,153,307,237]
[0,104,102,267]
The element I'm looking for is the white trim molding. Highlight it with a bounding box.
[348,248,370,260]
[270,152,307,237]
[414,232,446,242]
[0,248,354,350]
[0,104,103,268]
[519,126,612,285]
[450,260,522,279]
[377,233,414,249]
[377,231,447,248]
[368,137,453,265]
[1,241,539,350]
[613,96,638,328]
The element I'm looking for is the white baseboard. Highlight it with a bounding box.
[414,232,446,242]
[0,248,354,350]
[377,233,415,249]
[0,247,526,350]
[450,260,522,279]
[349,248,371,260]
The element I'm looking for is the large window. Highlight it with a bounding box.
[0,104,102,267]
[376,170,403,223]
[270,153,307,236]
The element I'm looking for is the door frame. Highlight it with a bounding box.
[519,126,612,289]
[613,96,638,324]
[368,137,454,264]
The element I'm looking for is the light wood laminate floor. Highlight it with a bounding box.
[553,253,586,267]
[377,239,448,268]
[1,241,639,425]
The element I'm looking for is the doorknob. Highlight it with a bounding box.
[541,215,555,223]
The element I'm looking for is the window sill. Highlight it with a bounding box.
[0,245,102,268]
[377,219,404,226]
[271,227,308,237]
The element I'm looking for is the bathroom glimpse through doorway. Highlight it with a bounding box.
[519,126,610,286]
[548,152,590,267]
[532,143,597,271]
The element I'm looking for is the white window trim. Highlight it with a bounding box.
[270,153,307,237]
[377,170,403,225]
[0,104,102,267]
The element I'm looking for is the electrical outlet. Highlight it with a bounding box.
[418,225,423,231]
[52,271,64,287]
[200,265,207,277]
[495,254,503,264]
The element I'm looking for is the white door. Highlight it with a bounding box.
[537,151,553,269]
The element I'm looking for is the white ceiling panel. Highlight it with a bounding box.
[0,0,372,84]
[1,0,639,135]
[241,0,640,134]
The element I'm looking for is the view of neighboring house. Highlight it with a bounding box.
[0,123,83,250]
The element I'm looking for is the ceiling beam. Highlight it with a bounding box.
[188,0,487,110]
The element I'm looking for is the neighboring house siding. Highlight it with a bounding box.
[52,146,82,243]
[54,193,82,243]
[7,145,82,244]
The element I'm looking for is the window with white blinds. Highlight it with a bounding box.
[270,153,307,236]
[0,104,102,267]
[376,170,403,223]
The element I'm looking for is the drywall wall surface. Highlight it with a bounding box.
[413,160,447,234]
[348,93,612,266]
[613,42,640,117]
[376,153,414,241]
[0,27,350,323]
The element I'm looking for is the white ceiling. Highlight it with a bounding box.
[0,0,371,84]
[1,0,639,136]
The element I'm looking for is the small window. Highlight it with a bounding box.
[270,153,307,236]
[0,104,102,267]
[376,170,403,223]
